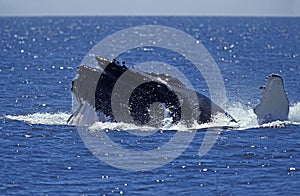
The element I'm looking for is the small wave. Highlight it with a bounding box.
[4,112,70,125]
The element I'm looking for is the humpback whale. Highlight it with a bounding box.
[254,73,289,125]
[67,56,236,127]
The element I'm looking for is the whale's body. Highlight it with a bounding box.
[68,57,236,126]
[254,74,289,124]
[67,57,290,127]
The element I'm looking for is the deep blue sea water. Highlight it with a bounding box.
[0,17,300,195]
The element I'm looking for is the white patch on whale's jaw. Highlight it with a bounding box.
[67,102,97,126]
[254,74,289,125]
[67,101,110,126]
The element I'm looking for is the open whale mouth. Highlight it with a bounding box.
[67,56,237,127]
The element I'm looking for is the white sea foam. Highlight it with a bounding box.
[226,102,259,129]
[88,115,236,133]
[289,102,300,123]
[226,102,300,129]
[4,112,70,125]
[3,102,300,130]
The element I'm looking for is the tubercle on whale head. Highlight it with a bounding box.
[266,73,282,80]
[95,56,110,69]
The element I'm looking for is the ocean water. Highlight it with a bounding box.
[1,17,300,195]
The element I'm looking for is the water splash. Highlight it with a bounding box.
[226,102,300,129]
[226,102,259,128]
[3,102,300,129]
[289,102,300,123]
[4,112,70,125]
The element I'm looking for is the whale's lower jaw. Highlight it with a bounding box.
[254,73,289,125]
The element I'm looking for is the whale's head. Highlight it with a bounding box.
[254,73,289,124]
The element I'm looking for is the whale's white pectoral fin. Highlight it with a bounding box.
[254,73,289,125]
